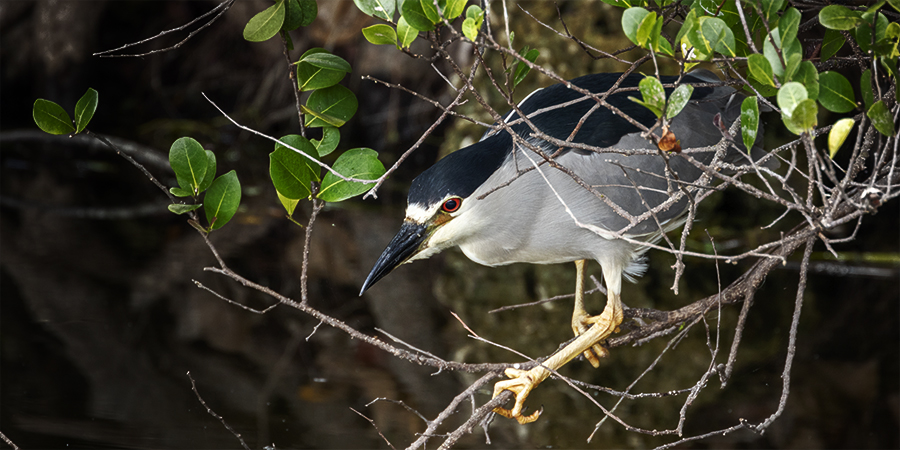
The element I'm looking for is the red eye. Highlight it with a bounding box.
[441,198,461,213]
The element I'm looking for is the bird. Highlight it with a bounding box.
[359,70,770,424]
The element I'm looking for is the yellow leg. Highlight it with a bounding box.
[493,271,624,424]
[571,260,608,368]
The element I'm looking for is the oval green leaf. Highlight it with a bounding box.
[296,48,347,91]
[444,0,466,20]
[169,137,208,195]
[317,148,385,202]
[818,71,857,113]
[397,15,419,47]
[303,84,359,128]
[419,0,440,23]
[353,0,395,21]
[270,134,320,200]
[622,7,650,45]
[828,118,855,158]
[33,99,75,135]
[283,0,303,31]
[867,101,896,136]
[759,0,785,21]
[243,0,286,42]
[666,84,694,120]
[821,29,845,62]
[794,61,819,100]
[748,53,776,87]
[312,126,340,156]
[401,0,435,31]
[741,96,759,151]
[299,51,352,73]
[198,150,217,193]
[362,24,397,45]
[74,88,98,133]
[777,82,808,118]
[204,170,241,231]
[168,203,203,215]
[778,8,801,49]
[819,5,861,31]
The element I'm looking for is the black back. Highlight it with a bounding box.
[408,73,712,207]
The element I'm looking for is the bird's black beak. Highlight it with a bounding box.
[360,220,429,295]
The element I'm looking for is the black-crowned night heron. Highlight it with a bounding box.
[360,71,768,424]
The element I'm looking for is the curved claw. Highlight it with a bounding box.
[491,368,544,424]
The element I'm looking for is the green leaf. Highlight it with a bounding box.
[855,11,889,54]
[170,187,194,197]
[783,51,802,82]
[466,4,482,20]
[622,7,651,45]
[675,9,698,49]
[397,15,418,47]
[512,47,540,87]
[748,53,776,87]
[740,96,759,151]
[168,203,202,214]
[401,0,436,31]
[777,82,808,117]
[462,17,478,40]
[299,51,352,73]
[312,126,340,156]
[283,0,303,31]
[820,29,845,62]
[690,17,735,57]
[861,69,874,109]
[630,76,665,118]
[444,0,465,20]
[758,0,784,21]
[794,61,819,100]
[270,135,320,201]
[296,48,347,91]
[778,7,801,49]
[298,0,317,26]
[419,0,440,24]
[198,150,217,193]
[276,191,301,217]
[169,137,209,196]
[362,24,397,45]
[204,171,241,231]
[763,31,785,77]
[867,101,896,136]
[303,84,359,128]
[747,77,779,97]
[243,0,286,42]
[787,99,817,133]
[635,11,658,48]
[32,99,75,135]
[818,71,857,113]
[828,118,855,158]
[889,0,900,12]
[818,5,862,31]
[462,5,483,41]
[74,88,98,133]
[666,84,694,120]
[317,148,386,202]
[353,0,395,21]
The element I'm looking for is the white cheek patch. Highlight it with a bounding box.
[405,202,439,224]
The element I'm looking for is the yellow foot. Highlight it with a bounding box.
[492,367,545,424]
[571,311,613,367]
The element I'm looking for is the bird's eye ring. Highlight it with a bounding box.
[441,198,461,213]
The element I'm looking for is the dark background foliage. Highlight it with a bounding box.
[1,1,898,448]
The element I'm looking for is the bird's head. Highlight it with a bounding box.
[359,139,509,295]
